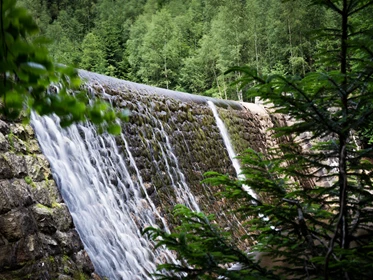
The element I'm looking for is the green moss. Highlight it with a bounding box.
[198,128,206,140]
[24,176,32,184]
[7,131,32,154]
[24,141,32,154]
[62,255,71,274]
[43,173,50,185]
[187,110,194,121]
[24,176,37,188]
[8,132,15,150]
[1,153,9,162]
[73,272,89,280]
[36,203,52,212]
[51,201,61,208]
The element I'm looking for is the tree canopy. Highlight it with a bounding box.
[17,0,336,100]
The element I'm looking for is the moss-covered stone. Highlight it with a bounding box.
[0,118,97,280]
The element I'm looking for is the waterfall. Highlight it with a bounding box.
[31,113,178,279]
[207,101,257,199]
[29,70,262,279]
[144,108,200,212]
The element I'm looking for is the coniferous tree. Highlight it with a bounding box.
[46,9,83,66]
[144,1,373,279]
[80,32,107,73]
[129,8,186,89]
[17,0,51,34]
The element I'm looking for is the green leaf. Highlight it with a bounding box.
[107,123,121,135]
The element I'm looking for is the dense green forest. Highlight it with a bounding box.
[18,0,337,100]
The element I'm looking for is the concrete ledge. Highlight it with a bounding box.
[79,70,245,110]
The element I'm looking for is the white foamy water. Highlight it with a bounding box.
[151,118,200,212]
[31,73,253,279]
[207,101,258,199]
[31,113,177,279]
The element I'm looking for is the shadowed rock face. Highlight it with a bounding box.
[0,119,97,280]
[0,71,289,279]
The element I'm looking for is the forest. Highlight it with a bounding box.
[4,0,373,279]
[18,0,337,100]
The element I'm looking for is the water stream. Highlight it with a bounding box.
[208,101,257,199]
[30,78,251,279]
[32,113,177,279]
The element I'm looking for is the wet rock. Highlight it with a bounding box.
[54,230,83,254]
[0,242,12,269]
[39,233,61,255]
[28,139,41,153]
[0,181,15,214]
[9,123,29,141]
[16,234,42,264]
[0,154,13,179]
[91,272,103,280]
[31,204,57,234]
[9,134,29,154]
[25,155,48,181]
[0,133,9,152]
[74,250,95,273]
[141,169,152,182]
[0,120,10,134]
[45,180,63,204]
[30,181,52,207]
[12,179,34,207]
[0,120,96,279]
[52,204,73,232]
[165,99,177,111]
[156,110,168,121]
[57,275,73,280]
[0,209,37,242]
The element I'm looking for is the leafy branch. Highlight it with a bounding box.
[0,0,127,133]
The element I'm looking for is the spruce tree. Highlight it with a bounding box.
[144,0,373,279]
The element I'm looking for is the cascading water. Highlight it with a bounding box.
[31,113,178,279]
[28,69,272,279]
[207,101,257,199]
[30,73,211,279]
[208,102,275,233]
[145,109,200,212]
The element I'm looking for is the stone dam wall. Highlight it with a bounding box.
[0,70,289,279]
[81,71,285,226]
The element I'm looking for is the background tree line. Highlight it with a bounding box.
[18,0,337,101]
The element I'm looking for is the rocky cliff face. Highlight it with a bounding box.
[0,119,97,280]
